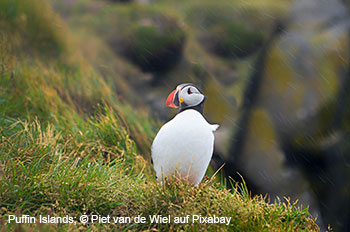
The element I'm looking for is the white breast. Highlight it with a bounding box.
[151,109,218,185]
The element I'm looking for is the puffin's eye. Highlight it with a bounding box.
[187,88,192,95]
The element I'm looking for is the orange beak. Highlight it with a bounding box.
[166,89,178,108]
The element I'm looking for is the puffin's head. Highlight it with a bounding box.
[165,83,205,112]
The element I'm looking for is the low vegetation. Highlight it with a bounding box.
[201,23,265,58]
[0,117,319,231]
[121,13,186,74]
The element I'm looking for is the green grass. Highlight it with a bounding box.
[0,116,319,231]
[0,0,67,57]
[0,0,319,231]
[0,0,158,156]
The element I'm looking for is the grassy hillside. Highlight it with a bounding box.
[0,116,318,231]
[0,0,319,231]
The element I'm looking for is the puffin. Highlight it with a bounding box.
[151,83,219,186]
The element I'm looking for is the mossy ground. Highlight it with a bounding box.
[0,0,319,231]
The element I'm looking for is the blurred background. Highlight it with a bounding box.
[1,0,350,230]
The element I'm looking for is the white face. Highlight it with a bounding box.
[178,85,205,108]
